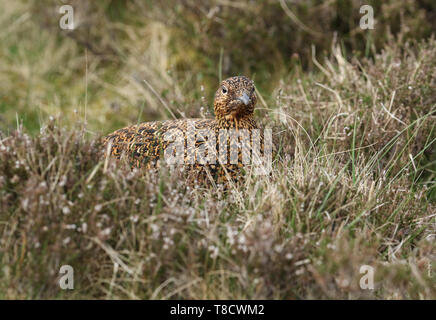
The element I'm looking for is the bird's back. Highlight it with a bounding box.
[103,118,218,167]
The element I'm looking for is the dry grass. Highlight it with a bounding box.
[0,1,435,299]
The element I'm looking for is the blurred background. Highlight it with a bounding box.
[1,0,435,134]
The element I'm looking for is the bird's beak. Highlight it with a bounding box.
[237,92,250,106]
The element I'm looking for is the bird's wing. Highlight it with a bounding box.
[103,119,217,163]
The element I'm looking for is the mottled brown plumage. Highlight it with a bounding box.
[103,76,261,183]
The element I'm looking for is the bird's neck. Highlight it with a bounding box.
[217,115,258,129]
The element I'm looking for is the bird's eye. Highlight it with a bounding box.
[222,86,228,94]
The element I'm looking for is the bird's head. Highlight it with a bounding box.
[214,76,257,123]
